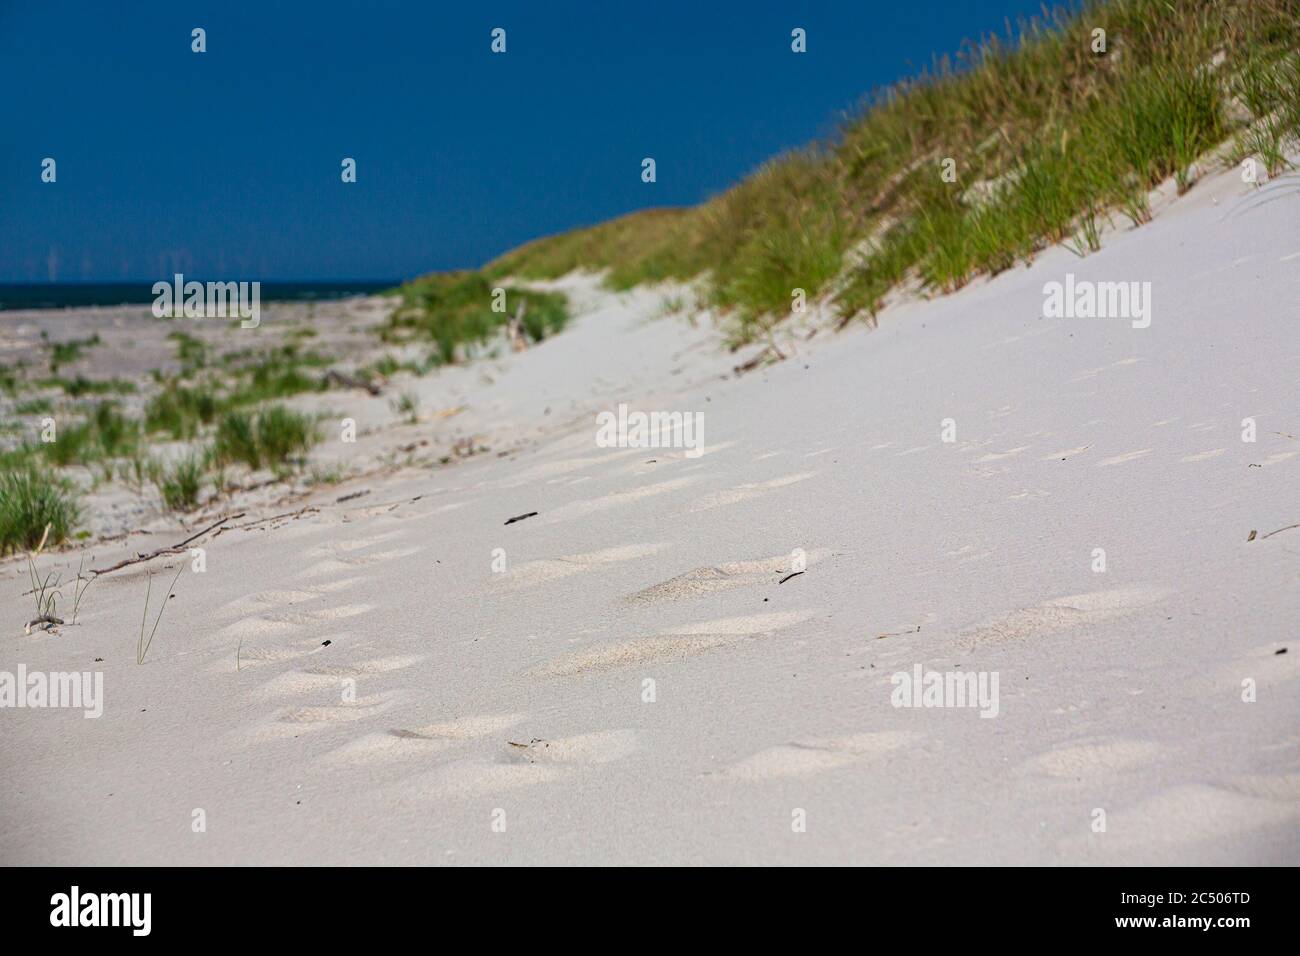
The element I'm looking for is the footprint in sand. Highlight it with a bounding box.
[1096,449,1152,467]
[1005,489,1049,501]
[297,547,424,579]
[717,732,918,780]
[502,729,638,765]
[1181,448,1226,462]
[976,446,1029,463]
[1257,450,1299,467]
[217,634,356,673]
[251,654,425,699]
[1070,357,1141,382]
[682,472,816,513]
[311,576,369,593]
[245,690,404,743]
[531,610,815,677]
[217,589,321,619]
[624,550,828,604]
[303,529,406,558]
[405,729,637,797]
[496,455,614,488]
[540,476,697,523]
[210,603,376,674]
[324,712,526,765]
[499,542,670,590]
[218,603,375,641]
[1039,444,1092,461]
[276,693,400,725]
[1020,739,1161,779]
[409,759,565,797]
[959,588,1168,649]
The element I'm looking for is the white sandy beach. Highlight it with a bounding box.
[2,162,1298,865]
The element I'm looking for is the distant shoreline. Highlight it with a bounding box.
[0,280,400,311]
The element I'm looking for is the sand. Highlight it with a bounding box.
[2,162,1298,865]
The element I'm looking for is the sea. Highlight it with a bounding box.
[0,281,399,312]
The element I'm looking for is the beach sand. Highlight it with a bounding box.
[2,162,1298,865]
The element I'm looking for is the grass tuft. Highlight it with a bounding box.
[214,406,319,472]
[384,272,569,364]
[0,468,81,555]
[154,453,206,512]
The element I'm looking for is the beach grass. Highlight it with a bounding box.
[0,467,81,555]
[480,0,1298,339]
[136,562,185,665]
[385,271,570,365]
[254,405,321,469]
[213,405,320,472]
[45,333,101,373]
[154,452,206,512]
[145,382,221,439]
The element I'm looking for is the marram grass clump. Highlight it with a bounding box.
[0,467,82,555]
[385,271,569,365]
[213,405,320,472]
[484,0,1299,339]
[154,453,206,512]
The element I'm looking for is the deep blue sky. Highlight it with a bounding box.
[1,1,1054,282]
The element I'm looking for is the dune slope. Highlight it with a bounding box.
[2,163,1298,865]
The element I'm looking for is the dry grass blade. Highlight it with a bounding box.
[136,562,186,665]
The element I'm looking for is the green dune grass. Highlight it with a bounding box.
[384,271,569,365]
[476,0,1298,341]
[0,467,81,555]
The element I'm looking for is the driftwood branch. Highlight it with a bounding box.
[90,513,245,575]
[221,507,318,532]
[733,344,779,376]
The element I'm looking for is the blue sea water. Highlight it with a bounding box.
[0,281,399,311]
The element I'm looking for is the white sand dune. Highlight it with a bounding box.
[2,163,1298,864]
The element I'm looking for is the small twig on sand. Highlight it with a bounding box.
[91,513,245,575]
[383,495,425,513]
[220,507,317,534]
[877,625,922,640]
[733,345,779,376]
[504,511,538,525]
[323,369,382,395]
[778,571,805,584]
[1260,522,1300,540]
